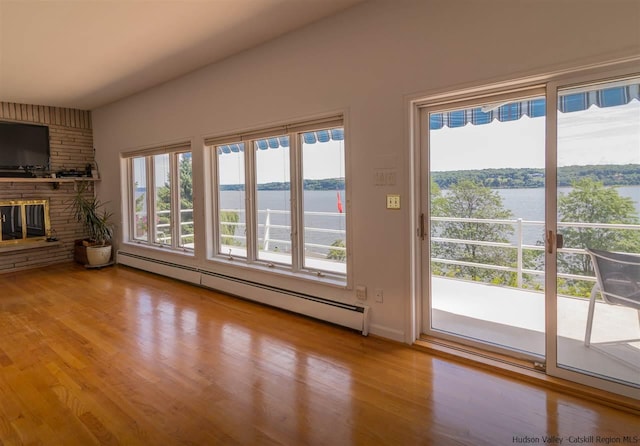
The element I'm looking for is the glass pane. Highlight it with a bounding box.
[301,128,346,274]
[177,152,193,249]
[217,143,246,257]
[25,205,45,238]
[255,136,291,265]
[556,77,640,388]
[132,157,148,242]
[428,95,546,357]
[154,154,171,245]
[1,205,22,240]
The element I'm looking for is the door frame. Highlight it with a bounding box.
[411,60,640,399]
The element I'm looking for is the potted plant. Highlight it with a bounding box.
[72,182,114,266]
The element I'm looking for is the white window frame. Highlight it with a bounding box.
[123,142,194,254]
[206,115,348,283]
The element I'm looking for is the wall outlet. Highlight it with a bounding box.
[386,194,400,210]
[356,285,367,300]
[374,288,383,303]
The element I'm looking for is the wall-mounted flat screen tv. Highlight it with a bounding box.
[0,121,50,172]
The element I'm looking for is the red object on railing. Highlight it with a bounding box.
[337,191,343,213]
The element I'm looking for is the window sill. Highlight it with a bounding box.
[206,255,348,289]
[123,241,195,257]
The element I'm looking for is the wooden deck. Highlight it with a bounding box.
[432,277,640,387]
[0,263,637,445]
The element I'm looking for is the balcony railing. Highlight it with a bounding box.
[219,208,346,258]
[431,216,640,290]
[138,208,347,259]
[140,210,639,289]
[144,209,194,246]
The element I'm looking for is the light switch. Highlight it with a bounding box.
[386,194,400,209]
[385,171,396,186]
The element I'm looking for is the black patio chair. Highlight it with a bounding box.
[584,248,640,347]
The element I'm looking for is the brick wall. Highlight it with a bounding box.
[0,102,95,273]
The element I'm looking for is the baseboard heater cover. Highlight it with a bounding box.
[117,251,201,284]
[117,251,369,335]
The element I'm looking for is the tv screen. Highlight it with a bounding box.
[0,121,50,170]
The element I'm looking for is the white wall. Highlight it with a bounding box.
[92,0,640,342]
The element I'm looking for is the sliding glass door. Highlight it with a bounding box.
[549,75,640,396]
[422,89,547,359]
[420,68,640,398]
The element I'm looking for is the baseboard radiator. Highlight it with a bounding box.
[117,251,369,335]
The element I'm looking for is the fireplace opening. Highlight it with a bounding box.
[0,200,51,245]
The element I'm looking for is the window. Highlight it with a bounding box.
[255,135,292,265]
[132,157,148,242]
[125,143,193,252]
[207,116,347,280]
[177,152,194,249]
[216,143,246,258]
[154,154,171,244]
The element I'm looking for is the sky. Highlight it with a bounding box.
[218,138,345,185]
[147,98,639,186]
[430,100,640,171]
[215,99,639,185]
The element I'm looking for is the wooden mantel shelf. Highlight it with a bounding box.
[0,177,99,183]
[0,177,100,190]
[0,240,61,253]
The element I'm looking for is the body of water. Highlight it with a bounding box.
[498,186,640,221]
[496,185,640,245]
[220,190,346,252]
[217,185,640,250]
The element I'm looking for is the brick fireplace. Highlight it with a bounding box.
[0,199,50,244]
[0,102,95,273]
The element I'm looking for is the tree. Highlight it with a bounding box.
[220,211,240,246]
[178,155,193,207]
[434,180,515,284]
[155,178,172,244]
[429,180,445,213]
[134,188,147,238]
[558,178,640,279]
[429,179,447,275]
[326,239,346,261]
[178,155,194,244]
[155,154,194,245]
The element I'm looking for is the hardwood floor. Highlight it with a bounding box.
[0,263,637,445]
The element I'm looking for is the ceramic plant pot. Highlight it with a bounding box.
[86,244,112,266]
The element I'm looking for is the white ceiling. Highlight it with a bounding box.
[0,0,364,110]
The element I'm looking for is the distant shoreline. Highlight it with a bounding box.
[221,177,345,192]
[219,164,640,191]
[432,164,640,189]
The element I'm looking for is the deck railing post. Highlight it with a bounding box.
[517,218,523,288]
[263,209,271,252]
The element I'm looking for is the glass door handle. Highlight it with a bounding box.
[547,231,564,253]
